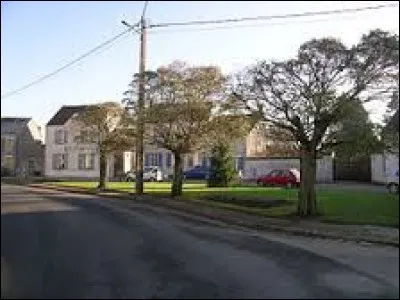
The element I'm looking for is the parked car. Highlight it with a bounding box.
[256,168,300,188]
[386,169,399,194]
[125,166,164,182]
[183,165,210,180]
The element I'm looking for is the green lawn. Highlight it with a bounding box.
[50,181,399,227]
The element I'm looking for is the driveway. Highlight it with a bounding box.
[1,184,398,299]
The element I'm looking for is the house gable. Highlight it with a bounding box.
[47,105,88,126]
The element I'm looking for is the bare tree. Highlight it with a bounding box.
[234,29,398,216]
[73,102,135,189]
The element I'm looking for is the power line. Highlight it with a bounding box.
[147,13,378,35]
[148,3,398,29]
[3,2,397,100]
[1,27,138,100]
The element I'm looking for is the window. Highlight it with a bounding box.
[237,157,244,171]
[199,152,208,167]
[2,137,15,153]
[4,155,14,170]
[158,153,163,167]
[268,170,280,176]
[187,154,194,168]
[144,152,163,167]
[166,153,172,167]
[52,153,68,170]
[28,158,35,174]
[77,130,96,143]
[78,153,95,170]
[55,129,68,144]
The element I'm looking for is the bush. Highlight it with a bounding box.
[207,143,236,187]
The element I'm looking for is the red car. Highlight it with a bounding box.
[256,168,300,188]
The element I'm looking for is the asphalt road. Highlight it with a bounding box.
[1,184,399,299]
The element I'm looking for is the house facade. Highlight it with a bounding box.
[142,122,267,177]
[371,109,399,184]
[1,117,44,176]
[45,105,133,180]
[45,104,270,180]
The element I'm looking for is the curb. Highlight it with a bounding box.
[28,184,399,247]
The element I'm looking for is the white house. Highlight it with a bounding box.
[141,121,268,177]
[45,105,133,180]
[371,152,399,184]
[371,109,399,184]
[45,105,274,180]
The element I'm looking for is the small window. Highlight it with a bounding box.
[269,170,281,176]
[237,157,244,171]
[2,137,15,153]
[55,129,67,144]
[276,170,285,176]
[281,170,290,177]
[28,158,35,174]
[200,152,208,167]
[52,153,68,170]
[157,153,163,167]
[77,130,96,143]
[166,153,172,167]
[144,153,150,167]
[145,153,163,167]
[187,154,194,168]
[4,155,14,170]
[78,153,95,170]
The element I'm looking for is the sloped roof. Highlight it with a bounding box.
[47,105,88,126]
[386,110,399,132]
[1,117,31,123]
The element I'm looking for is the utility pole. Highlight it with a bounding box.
[122,1,148,195]
[136,16,146,195]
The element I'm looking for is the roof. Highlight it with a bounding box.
[47,105,89,126]
[1,117,32,135]
[1,117,31,123]
[386,110,399,132]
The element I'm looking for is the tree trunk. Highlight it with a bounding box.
[297,148,317,216]
[98,151,107,190]
[171,152,183,197]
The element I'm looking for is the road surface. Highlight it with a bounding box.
[1,184,399,299]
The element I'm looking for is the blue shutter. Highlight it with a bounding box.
[238,157,244,171]
[144,153,150,166]
[158,153,163,167]
[168,153,172,167]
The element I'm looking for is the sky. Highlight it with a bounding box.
[1,1,399,126]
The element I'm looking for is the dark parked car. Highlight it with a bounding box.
[256,168,300,188]
[183,165,210,180]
